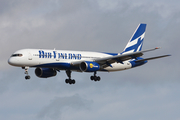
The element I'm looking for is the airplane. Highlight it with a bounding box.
[8,23,170,85]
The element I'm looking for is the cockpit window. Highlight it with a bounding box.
[11,54,23,57]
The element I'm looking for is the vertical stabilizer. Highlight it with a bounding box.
[121,23,147,54]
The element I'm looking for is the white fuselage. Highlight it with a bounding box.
[7,24,169,83]
[8,49,132,72]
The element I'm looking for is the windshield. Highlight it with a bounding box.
[11,54,23,57]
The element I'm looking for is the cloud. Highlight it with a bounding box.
[37,94,92,120]
[0,0,180,120]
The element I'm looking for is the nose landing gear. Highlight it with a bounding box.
[23,67,31,80]
[25,75,30,79]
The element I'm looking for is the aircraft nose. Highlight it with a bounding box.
[8,57,16,66]
[8,58,13,65]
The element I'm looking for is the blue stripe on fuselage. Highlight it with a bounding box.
[32,62,109,72]
[32,63,79,70]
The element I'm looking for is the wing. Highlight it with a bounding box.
[92,47,163,68]
[71,47,169,68]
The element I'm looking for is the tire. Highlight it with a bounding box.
[25,76,30,80]
[65,79,69,83]
[90,76,94,80]
[97,76,100,81]
[72,79,76,84]
[94,76,97,81]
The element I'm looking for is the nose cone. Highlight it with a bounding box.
[8,57,13,65]
[8,57,17,66]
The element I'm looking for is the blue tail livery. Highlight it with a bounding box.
[122,23,146,54]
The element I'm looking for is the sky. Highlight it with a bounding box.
[0,0,179,120]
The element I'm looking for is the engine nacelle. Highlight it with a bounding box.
[35,67,57,78]
[80,61,100,72]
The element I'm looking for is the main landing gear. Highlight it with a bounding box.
[90,71,101,81]
[23,67,31,80]
[65,70,75,85]
[65,71,101,85]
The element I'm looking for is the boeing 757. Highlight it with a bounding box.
[8,23,170,84]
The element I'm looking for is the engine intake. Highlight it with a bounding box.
[80,61,100,72]
[35,67,57,78]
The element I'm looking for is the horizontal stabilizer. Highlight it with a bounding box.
[135,55,171,62]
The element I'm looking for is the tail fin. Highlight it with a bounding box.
[121,23,147,54]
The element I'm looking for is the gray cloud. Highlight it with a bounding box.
[37,94,92,120]
[0,0,180,120]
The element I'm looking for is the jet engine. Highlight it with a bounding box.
[80,61,100,72]
[35,67,57,78]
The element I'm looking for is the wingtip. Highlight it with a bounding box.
[155,47,161,49]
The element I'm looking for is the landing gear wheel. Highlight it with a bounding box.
[65,79,69,83]
[69,80,72,85]
[25,75,30,80]
[65,79,75,84]
[65,70,76,85]
[90,76,100,81]
[72,79,75,84]
[97,76,100,81]
[90,72,101,82]
[94,76,97,81]
[90,76,94,80]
